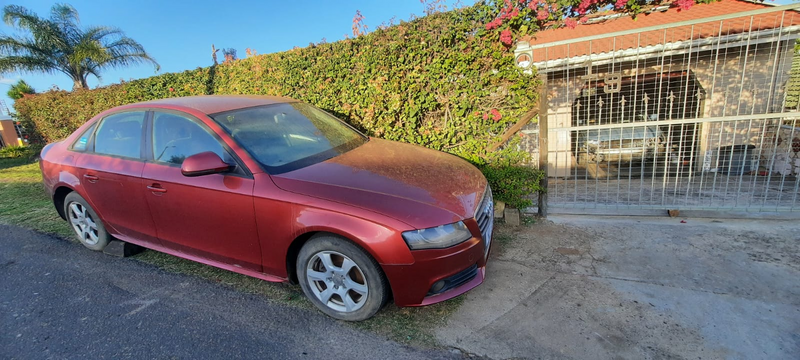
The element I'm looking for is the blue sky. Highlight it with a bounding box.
[0,0,469,111]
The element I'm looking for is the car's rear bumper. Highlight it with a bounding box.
[382,227,492,307]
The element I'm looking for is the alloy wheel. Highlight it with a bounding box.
[306,251,369,313]
[68,202,99,245]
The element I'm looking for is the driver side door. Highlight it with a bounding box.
[141,110,262,271]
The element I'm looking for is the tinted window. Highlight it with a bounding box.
[210,103,366,174]
[71,123,97,151]
[94,112,145,159]
[152,112,229,165]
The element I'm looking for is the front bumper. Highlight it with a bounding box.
[383,187,494,307]
[382,231,491,307]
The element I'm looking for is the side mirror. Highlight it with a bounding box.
[181,151,232,177]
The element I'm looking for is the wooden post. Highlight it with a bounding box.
[537,81,549,217]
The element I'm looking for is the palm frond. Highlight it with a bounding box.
[0,55,58,74]
[2,4,159,89]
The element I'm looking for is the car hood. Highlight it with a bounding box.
[271,138,487,229]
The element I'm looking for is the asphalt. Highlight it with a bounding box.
[0,223,462,360]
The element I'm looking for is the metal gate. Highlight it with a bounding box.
[516,3,800,215]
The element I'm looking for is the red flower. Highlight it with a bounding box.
[537,9,549,20]
[675,0,693,11]
[485,18,502,30]
[491,109,502,121]
[169,87,174,92]
[500,30,513,46]
[615,0,627,9]
[577,0,599,14]
[474,111,480,116]
[565,18,578,29]
[482,113,489,120]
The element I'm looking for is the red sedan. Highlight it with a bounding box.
[39,95,494,321]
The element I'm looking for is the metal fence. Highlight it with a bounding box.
[516,3,800,215]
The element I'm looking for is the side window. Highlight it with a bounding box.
[94,111,145,159]
[71,123,97,151]
[152,112,230,165]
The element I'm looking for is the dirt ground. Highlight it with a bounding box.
[435,215,800,359]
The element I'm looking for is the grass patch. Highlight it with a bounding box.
[0,156,467,347]
[0,158,72,238]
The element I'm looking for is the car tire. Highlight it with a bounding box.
[296,234,389,321]
[63,192,111,251]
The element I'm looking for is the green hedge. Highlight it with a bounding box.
[14,67,212,143]
[14,2,544,207]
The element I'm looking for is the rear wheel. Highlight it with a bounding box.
[296,235,388,321]
[64,192,111,251]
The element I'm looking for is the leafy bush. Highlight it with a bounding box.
[0,145,29,158]
[13,67,212,143]
[480,163,544,209]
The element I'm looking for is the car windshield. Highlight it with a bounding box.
[210,102,367,174]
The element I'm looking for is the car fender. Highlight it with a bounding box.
[291,206,415,266]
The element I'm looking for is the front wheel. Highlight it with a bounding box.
[63,192,111,251]
[296,235,389,321]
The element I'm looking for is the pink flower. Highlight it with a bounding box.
[565,18,578,29]
[615,0,627,9]
[483,113,489,120]
[528,1,537,10]
[675,0,694,11]
[537,9,549,20]
[169,87,174,92]
[577,0,599,14]
[500,30,513,46]
[491,109,502,121]
[485,18,502,30]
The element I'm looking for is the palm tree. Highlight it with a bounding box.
[6,79,35,99]
[0,4,159,90]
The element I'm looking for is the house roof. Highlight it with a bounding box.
[518,0,800,64]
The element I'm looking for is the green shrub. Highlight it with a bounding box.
[480,163,544,209]
[13,67,212,143]
[0,145,29,159]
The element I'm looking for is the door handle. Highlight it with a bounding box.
[147,185,167,193]
[83,174,99,183]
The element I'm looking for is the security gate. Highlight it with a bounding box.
[515,3,800,214]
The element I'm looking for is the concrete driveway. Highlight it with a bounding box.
[436,215,800,359]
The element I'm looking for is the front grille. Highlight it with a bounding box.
[475,186,494,257]
[427,264,478,295]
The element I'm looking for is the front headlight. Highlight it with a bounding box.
[402,221,472,250]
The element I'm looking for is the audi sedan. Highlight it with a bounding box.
[39,95,494,321]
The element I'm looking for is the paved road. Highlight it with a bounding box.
[0,224,461,360]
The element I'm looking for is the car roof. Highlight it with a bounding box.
[130,95,296,115]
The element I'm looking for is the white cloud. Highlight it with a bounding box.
[0,75,21,85]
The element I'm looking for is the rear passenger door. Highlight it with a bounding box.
[75,111,160,246]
